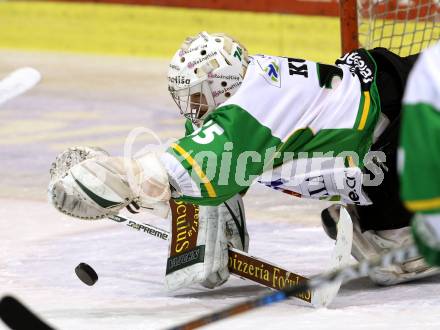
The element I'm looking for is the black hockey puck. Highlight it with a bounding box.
[75,263,98,286]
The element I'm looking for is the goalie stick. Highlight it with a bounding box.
[108,203,353,307]
[0,67,41,107]
[168,244,419,330]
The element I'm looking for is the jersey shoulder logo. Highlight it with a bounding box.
[256,56,282,88]
[335,49,376,90]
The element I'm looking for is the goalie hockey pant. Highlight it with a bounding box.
[355,47,419,232]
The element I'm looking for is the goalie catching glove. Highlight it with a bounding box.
[48,146,171,220]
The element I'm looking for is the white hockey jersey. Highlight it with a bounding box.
[163,49,382,206]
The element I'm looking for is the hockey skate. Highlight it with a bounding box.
[321,205,440,285]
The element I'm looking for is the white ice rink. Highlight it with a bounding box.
[1,51,440,330]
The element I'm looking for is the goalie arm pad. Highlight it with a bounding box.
[165,194,249,290]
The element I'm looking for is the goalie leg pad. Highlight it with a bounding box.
[201,194,249,289]
[165,194,249,291]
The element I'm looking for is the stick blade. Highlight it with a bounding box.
[311,206,353,307]
[0,67,42,106]
[0,295,55,330]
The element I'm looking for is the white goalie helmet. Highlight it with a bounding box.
[168,31,249,125]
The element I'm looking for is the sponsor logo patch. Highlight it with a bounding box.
[212,81,242,98]
[166,246,205,274]
[208,73,241,81]
[168,76,191,85]
[179,44,207,56]
[336,49,375,90]
[169,64,181,71]
[187,51,218,69]
[257,57,281,88]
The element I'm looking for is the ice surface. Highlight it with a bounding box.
[3,198,440,330]
[1,51,440,330]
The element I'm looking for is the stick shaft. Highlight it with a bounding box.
[168,245,419,330]
[108,214,169,240]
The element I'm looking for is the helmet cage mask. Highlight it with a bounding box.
[168,31,248,125]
